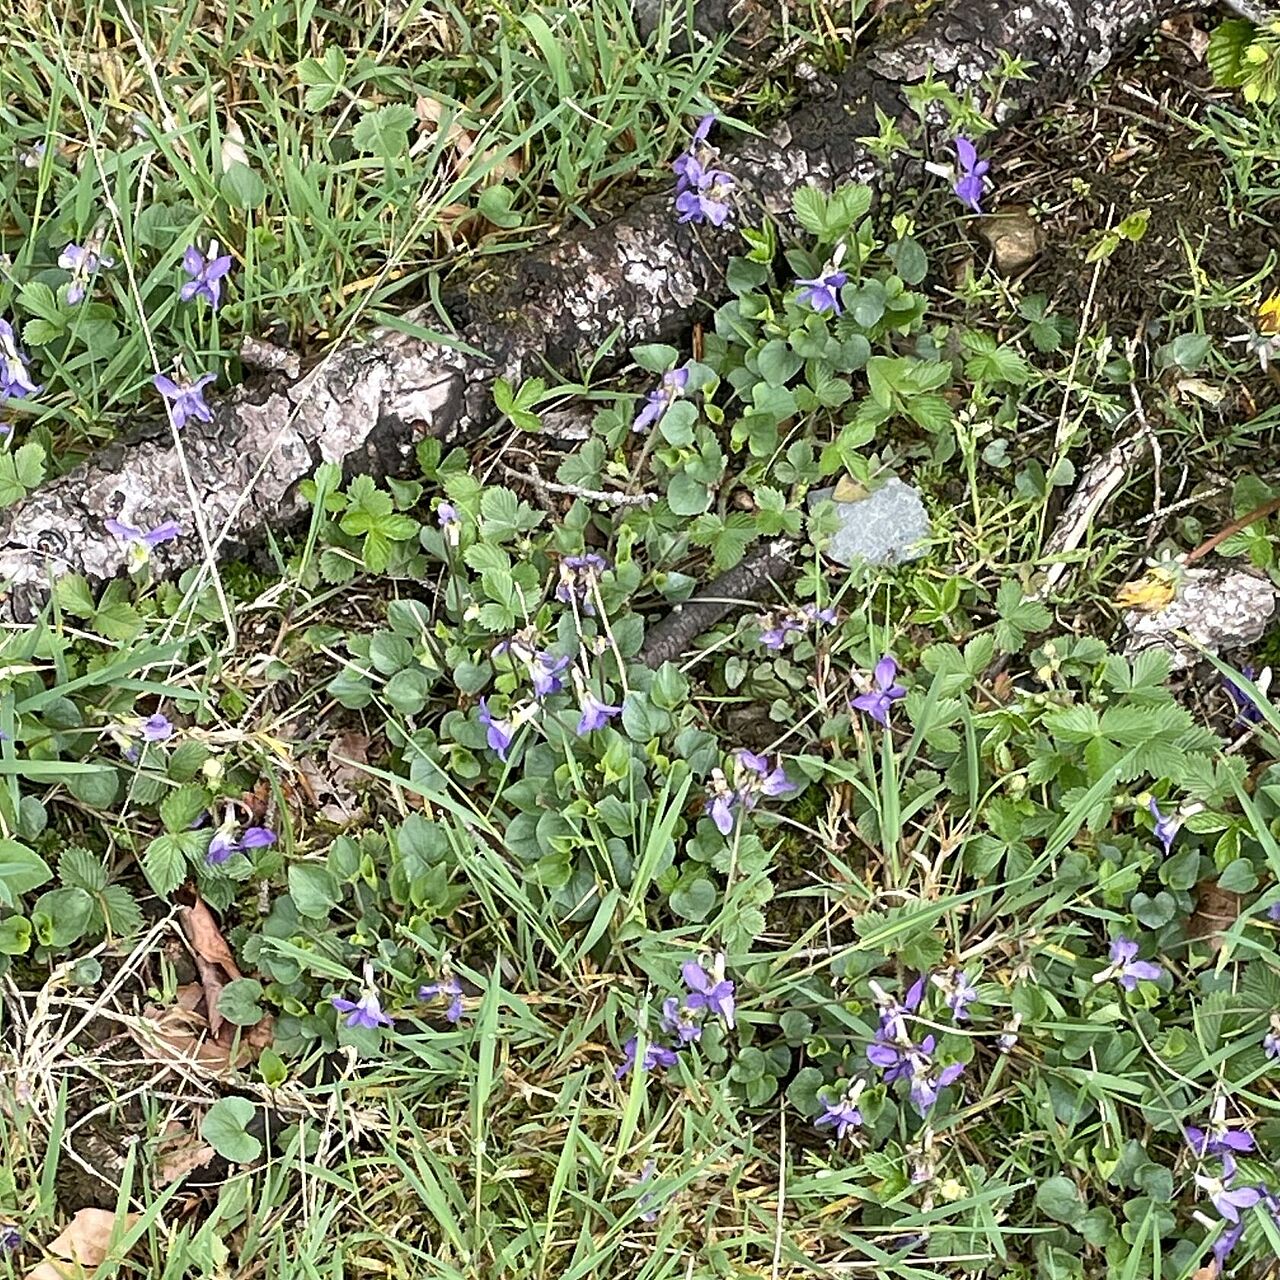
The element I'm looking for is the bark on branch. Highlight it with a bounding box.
[0,0,1186,621]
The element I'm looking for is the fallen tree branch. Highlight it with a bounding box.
[640,540,798,668]
[0,0,1188,622]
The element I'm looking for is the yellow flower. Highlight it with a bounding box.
[1259,290,1280,335]
[1114,566,1179,613]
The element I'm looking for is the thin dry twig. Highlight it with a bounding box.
[500,463,659,509]
[1185,495,1280,564]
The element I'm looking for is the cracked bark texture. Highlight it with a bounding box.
[0,0,1184,620]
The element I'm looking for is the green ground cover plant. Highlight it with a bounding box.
[2,5,1280,1280]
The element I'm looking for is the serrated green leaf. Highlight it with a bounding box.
[101,885,144,938]
[54,574,97,618]
[143,834,189,897]
[22,317,63,346]
[1208,20,1254,88]
[160,784,210,834]
[17,280,59,322]
[92,600,143,642]
[58,847,107,892]
[13,442,45,489]
[792,186,828,237]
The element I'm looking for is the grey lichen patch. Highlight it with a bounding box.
[385,345,468,437]
[809,478,932,568]
[1124,569,1279,670]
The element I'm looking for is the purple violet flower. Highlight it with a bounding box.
[659,996,703,1045]
[59,241,113,304]
[332,990,394,1030]
[866,1036,914,1080]
[1148,797,1180,856]
[908,1056,965,1116]
[0,1224,18,1254]
[796,268,849,315]
[0,318,40,400]
[1186,1124,1254,1159]
[866,977,929,1081]
[705,750,797,834]
[758,604,836,650]
[555,552,609,614]
[706,783,737,835]
[105,518,182,548]
[815,1081,866,1140]
[1223,666,1264,726]
[106,517,182,569]
[635,1160,660,1222]
[154,372,217,429]
[758,614,803,650]
[206,822,276,866]
[952,137,990,214]
[576,689,623,735]
[1199,1155,1262,1223]
[529,650,570,699]
[436,501,461,544]
[1265,1014,1280,1059]
[675,159,736,226]
[140,713,174,742]
[180,240,234,308]
[851,655,907,727]
[672,113,716,183]
[736,749,795,798]
[633,366,689,433]
[682,956,735,1028]
[935,968,980,1021]
[1212,1219,1245,1271]
[1098,936,1164,992]
[616,1035,679,1079]
[419,976,465,1023]
[477,697,515,762]
[802,604,838,626]
[672,114,736,227]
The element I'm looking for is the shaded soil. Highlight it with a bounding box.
[992,25,1279,338]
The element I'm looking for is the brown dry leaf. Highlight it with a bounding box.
[1174,376,1227,408]
[179,898,241,978]
[831,475,868,503]
[329,729,370,782]
[415,95,474,159]
[134,1004,250,1073]
[27,1208,138,1280]
[414,96,520,184]
[155,1123,217,1187]
[1161,13,1211,63]
[1190,1264,1217,1280]
[290,732,371,825]
[175,982,205,1012]
[988,671,1015,705]
[194,955,228,1040]
[1188,881,1244,951]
